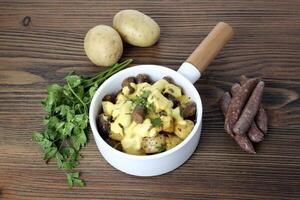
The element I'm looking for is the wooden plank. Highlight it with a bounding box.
[0,0,300,199]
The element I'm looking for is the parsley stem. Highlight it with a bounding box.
[67,82,87,112]
[84,59,132,88]
[57,138,64,151]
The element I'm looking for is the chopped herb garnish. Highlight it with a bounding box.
[132,90,156,116]
[147,102,155,113]
[151,117,162,126]
[140,90,151,98]
[133,90,151,107]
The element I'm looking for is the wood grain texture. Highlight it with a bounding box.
[0,0,300,199]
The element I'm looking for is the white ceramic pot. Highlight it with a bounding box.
[89,22,233,176]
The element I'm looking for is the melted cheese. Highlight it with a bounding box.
[164,83,182,97]
[171,107,186,125]
[148,90,173,113]
[121,119,160,154]
[178,95,191,106]
[152,79,168,91]
[123,82,152,98]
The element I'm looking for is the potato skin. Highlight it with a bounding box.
[113,10,160,47]
[84,25,123,66]
[142,135,166,154]
[166,135,182,150]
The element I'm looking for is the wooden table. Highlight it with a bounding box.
[1,0,299,199]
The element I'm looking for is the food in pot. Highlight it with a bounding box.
[113,10,160,47]
[97,74,197,155]
[219,75,268,154]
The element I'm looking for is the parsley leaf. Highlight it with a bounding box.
[32,59,133,187]
[140,90,151,98]
[32,132,44,143]
[67,172,85,187]
[42,84,63,113]
[65,75,82,88]
[43,146,58,161]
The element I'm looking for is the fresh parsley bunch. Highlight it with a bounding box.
[32,59,132,187]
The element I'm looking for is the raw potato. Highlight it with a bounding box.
[84,25,123,66]
[113,10,160,47]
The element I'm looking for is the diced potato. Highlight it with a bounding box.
[142,135,166,154]
[174,120,194,139]
[117,114,132,128]
[102,101,115,116]
[124,148,144,155]
[112,108,121,119]
[124,148,145,155]
[132,119,153,136]
[122,86,132,96]
[109,122,124,141]
[109,132,123,141]
[171,107,186,125]
[121,135,145,155]
[112,101,134,121]
[166,135,182,150]
[178,95,191,106]
[116,93,127,103]
[149,127,161,137]
[161,115,174,133]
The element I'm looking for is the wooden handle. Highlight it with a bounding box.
[186,22,234,73]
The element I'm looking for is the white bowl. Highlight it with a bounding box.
[89,63,203,176]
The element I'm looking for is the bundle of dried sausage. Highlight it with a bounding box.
[219,75,268,154]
